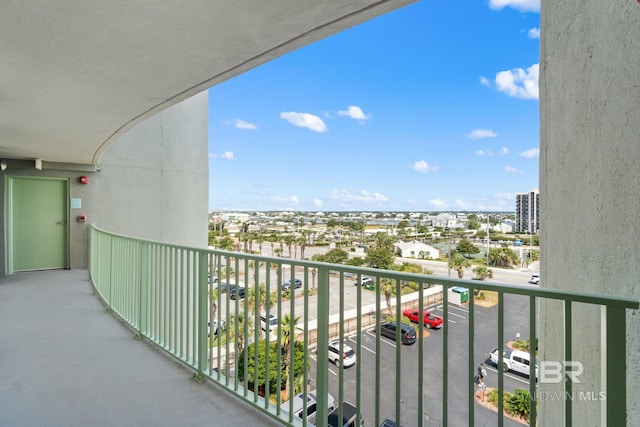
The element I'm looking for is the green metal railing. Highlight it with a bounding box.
[90,225,638,427]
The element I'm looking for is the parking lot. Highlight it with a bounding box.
[309,296,534,427]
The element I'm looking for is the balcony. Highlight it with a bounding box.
[4,225,636,426]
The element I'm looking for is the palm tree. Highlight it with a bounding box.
[379,278,395,315]
[473,266,493,281]
[449,253,471,279]
[280,313,301,399]
[284,235,295,258]
[231,312,251,354]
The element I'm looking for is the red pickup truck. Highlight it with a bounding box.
[402,309,443,329]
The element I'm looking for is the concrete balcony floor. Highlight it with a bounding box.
[0,269,280,427]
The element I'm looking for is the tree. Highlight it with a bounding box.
[379,278,395,315]
[473,266,493,281]
[449,253,471,278]
[247,283,267,313]
[280,313,301,399]
[364,247,395,270]
[488,248,520,268]
[312,248,349,264]
[456,238,480,258]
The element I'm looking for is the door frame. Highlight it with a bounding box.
[5,176,70,274]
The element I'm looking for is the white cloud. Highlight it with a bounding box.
[280,112,327,133]
[480,76,491,87]
[489,0,540,13]
[209,151,235,159]
[475,149,493,157]
[328,189,390,203]
[468,129,498,139]
[234,119,257,130]
[495,63,539,100]
[504,165,522,174]
[500,147,509,155]
[455,199,470,209]
[428,199,448,209]
[528,27,540,39]
[411,160,440,173]
[337,105,371,121]
[520,148,540,158]
[313,198,323,207]
[273,195,299,204]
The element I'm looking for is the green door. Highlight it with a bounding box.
[6,177,69,272]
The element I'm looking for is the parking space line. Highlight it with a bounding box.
[347,337,377,355]
[433,306,466,319]
[310,354,338,376]
[366,330,396,348]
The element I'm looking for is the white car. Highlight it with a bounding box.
[260,313,279,332]
[529,274,540,284]
[328,340,356,368]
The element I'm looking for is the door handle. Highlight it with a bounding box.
[56,220,67,225]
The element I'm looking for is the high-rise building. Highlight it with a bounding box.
[515,190,539,233]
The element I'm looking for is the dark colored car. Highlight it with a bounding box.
[228,286,245,300]
[328,401,364,427]
[380,321,417,345]
[218,282,234,293]
[281,278,303,290]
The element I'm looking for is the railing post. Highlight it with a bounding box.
[193,251,208,382]
[315,266,330,427]
[603,305,627,427]
[136,241,149,341]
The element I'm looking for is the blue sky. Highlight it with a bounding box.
[208,0,540,213]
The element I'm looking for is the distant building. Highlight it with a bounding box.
[395,240,440,259]
[515,190,539,233]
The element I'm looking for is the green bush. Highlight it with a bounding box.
[237,340,308,395]
[507,389,531,420]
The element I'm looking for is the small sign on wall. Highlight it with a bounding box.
[71,198,82,209]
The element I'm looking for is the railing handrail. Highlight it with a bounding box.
[89,224,639,310]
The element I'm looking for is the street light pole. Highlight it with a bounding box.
[486,216,490,267]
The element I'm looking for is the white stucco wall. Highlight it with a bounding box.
[96,91,209,248]
[540,1,639,424]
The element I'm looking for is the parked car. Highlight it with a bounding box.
[379,321,417,345]
[327,401,364,427]
[328,339,356,368]
[218,282,234,293]
[287,390,336,424]
[281,278,303,290]
[355,276,374,287]
[529,274,540,285]
[260,313,279,332]
[228,286,245,300]
[402,309,443,329]
[489,348,538,378]
[207,319,225,337]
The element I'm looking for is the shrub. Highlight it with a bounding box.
[507,389,531,420]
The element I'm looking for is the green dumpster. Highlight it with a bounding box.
[452,287,469,303]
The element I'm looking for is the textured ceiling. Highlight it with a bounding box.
[0,0,414,166]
